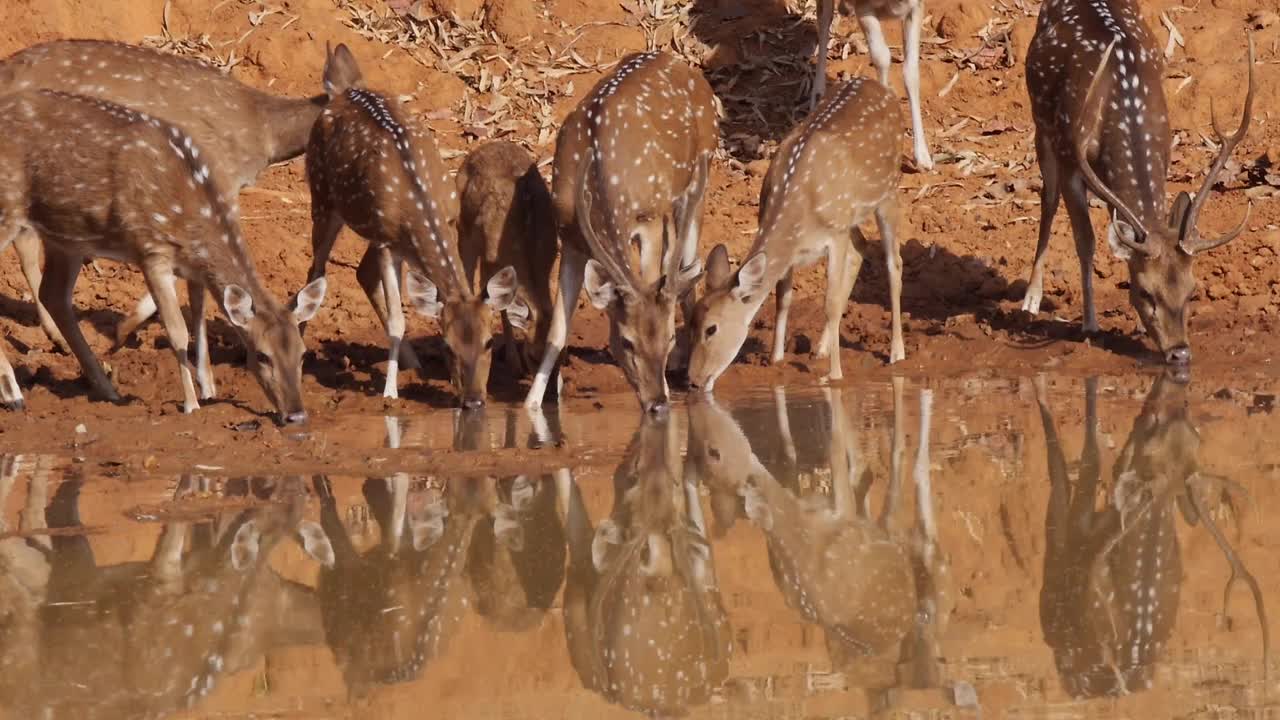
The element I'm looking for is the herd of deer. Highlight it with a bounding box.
[0,0,1259,420]
[0,369,1266,713]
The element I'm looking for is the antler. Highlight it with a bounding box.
[1186,475,1270,678]
[1073,38,1154,256]
[576,155,641,295]
[1179,33,1256,256]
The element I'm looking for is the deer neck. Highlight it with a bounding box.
[258,92,328,166]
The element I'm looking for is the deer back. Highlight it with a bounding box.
[0,39,325,191]
[551,51,717,265]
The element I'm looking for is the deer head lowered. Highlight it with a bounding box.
[1037,373,1268,697]
[525,51,717,414]
[0,39,328,356]
[564,415,731,716]
[1022,0,1256,365]
[0,89,327,420]
[304,44,525,407]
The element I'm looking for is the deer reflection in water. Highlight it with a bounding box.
[1037,373,1269,697]
[564,414,732,717]
[0,466,334,719]
[686,382,949,700]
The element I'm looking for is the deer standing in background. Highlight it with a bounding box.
[813,0,933,170]
[687,77,905,392]
[564,415,731,716]
[1021,1,1255,365]
[527,51,718,414]
[0,90,327,420]
[456,141,559,376]
[0,39,328,354]
[305,44,524,407]
[1036,373,1268,696]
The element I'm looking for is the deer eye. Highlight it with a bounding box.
[704,324,718,338]
[484,337,495,351]
[708,448,721,461]
[620,337,635,352]
[254,352,272,366]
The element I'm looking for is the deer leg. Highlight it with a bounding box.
[526,246,585,409]
[811,0,836,108]
[881,376,907,528]
[902,5,933,170]
[377,248,407,399]
[774,386,798,467]
[1023,134,1061,315]
[187,280,215,400]
[302,210,344,338]
[40,248,120,403]
[13,229,70,354]
[0,341,21,410]
[354,245,421,372]
[857,12,892,87]
[875,198,906,363]
[143,259,200,413]
[114,292,159,348]
[1061,174,1100,334]
[819,239,854,381]
[772,268,795,364]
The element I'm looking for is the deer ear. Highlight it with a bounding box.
[231,520,261,571]
[732,253,769,302]
[484,265,519,311]
[323,43,363,97]
[1107,218,1137,261]
[505,297,531,331]
[583,259,616,310]
[405,271,443,318]
[591,518,622,571]
[223,285,256,329]
[494,505,526,551]
[296,521,335,568]
[741,480,773,531]
[292,277,327,325]
[705,244,732,291]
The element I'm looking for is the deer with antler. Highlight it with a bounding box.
[304,44,525,407]
[813,0,933,170]
[1036,373,1268,696]
[0,90,327,420]
[526,51,718,414]
[1021,0,1255,366]
[0,39,328,357]
[687,77,905,392]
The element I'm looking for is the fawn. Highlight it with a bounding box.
[527,51,718,414]
[813,0,933,169]
[456,141,558,376]
[1022,0,1254,365]
[0,90,327,420]
[687,77,905,392]
[0,39,327,353]
[304,44,525,407]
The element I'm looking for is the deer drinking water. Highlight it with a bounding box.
[525,51,718,414]
[305,44,524,407]
[0,39,328,355]
[0,90,327,420]
[1021,1,1255,366]
[813,0,933,170]
[456,141,558,376]
[687,77,905,392]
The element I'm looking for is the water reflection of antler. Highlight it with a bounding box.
[564,415,731,717]
[1038,372,1269,698]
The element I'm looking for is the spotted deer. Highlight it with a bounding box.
[305,44,523,407]
[1036,373,1268,696]
[563,415,731,716]
[456,141,558,377]
[0,39,328,353]
[687,77,905,392]
[527,51,718,414]
[1022,3,1255,365]
[813,0,932,169]
[0,90,327,419]
[0,474,334,719]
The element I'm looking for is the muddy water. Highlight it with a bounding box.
[0,373,1275,720]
